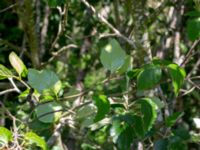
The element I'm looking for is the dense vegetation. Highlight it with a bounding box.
[0,0,200,149]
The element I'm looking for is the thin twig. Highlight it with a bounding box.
[180,39,200,67]
[80,0,136,48]
[0,3,17,13]
[41,44,78,66]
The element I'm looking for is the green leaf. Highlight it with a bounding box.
[25,132,47,150]
[137,64,162,90]
[165,112,184,127]
[117,55,132,74]
[167,64,186,96]
[133,98,157,137]
[0,64,14,80]
[35,102,62,123]
[93,95,110,122]
[28,69,60,93]
[116,125,134,150]
[0,127,13,146]
[100,39,126,73]
[9,52,27,77]
[187,17,200,41]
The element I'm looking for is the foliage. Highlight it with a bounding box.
[0,0,199,150]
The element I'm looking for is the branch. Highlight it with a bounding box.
[180,39,200,67]
[80,0,136,48]
[0,78,21,96]
[0,3,17,13]
[41,44,78,66]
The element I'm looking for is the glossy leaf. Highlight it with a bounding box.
[167,64,186,96]
[93,95,110,122]
[9,52,27,77]
[137,64,162,90]
[25,132,47,150]
[100,39,126,72]
[0,64,14,80]
[116,125,134,150]
[28,69,60,93]
[35,102,62,123]
[110,120,134,150]
[0,127,13,146]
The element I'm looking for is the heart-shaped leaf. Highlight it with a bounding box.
[35,102,62,123]
[100,39,126,73]
[28,69,60,93]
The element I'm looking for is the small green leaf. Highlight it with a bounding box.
[0,64,14,80]
[167,64,186,96]
[25,132,47,150]
[187,17,200,41]
[93,95,110,122]
[165,112,184,127]
[35,102,62,123]
[9,52,27,77]
[0,127,13,146]
[28,69,60,93]
[100,39,126,72]
[137,64,162,90]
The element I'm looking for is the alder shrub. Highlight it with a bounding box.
[0,39,198,150]
[0,0,200,150]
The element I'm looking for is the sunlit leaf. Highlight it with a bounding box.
[9,52,27,77]
[0,127,13,146]
[0,64,14,80]
[167,64,186,96]
[25,132,47,150]
[28,69,60,93]
[100,39,126,73]
[35,102,62,123]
